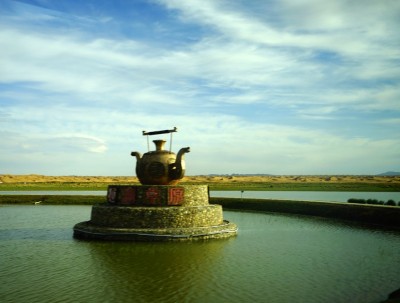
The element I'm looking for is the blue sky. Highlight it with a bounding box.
[1,0,399,176]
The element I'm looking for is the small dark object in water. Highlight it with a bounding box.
[381,287,400,303]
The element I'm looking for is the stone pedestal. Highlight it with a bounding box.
[73,185,237,241]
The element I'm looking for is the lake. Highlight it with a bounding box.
[1,205,399,303]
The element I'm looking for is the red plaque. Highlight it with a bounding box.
[120,187,136,205]
[145,187,161,205]
[168,187,184,205]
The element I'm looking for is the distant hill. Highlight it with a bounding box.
[377,171,400,176]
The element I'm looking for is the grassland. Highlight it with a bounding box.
[1,174,399,192]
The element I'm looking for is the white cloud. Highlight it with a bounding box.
[1,4,397,113]
[0,0,399,175]
[1,106,399,175]
[1,131,107,154]
[157,0,400,57]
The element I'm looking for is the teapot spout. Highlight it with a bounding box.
[177,147,190,160]
[130,151,142,161]
[131,151,142,181]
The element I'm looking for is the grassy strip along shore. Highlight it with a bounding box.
[0,195,105,205]
[211,197,400,229]
[1,195,399,229]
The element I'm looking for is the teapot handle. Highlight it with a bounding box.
[142,127,178,152]
[142,127,177,136]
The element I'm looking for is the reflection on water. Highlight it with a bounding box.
[86,239,233,302]
[0,205,399,303]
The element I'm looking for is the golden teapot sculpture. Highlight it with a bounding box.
[131,127,190,185]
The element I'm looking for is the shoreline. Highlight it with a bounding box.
[211,197,400,230]
[1,195,399,230]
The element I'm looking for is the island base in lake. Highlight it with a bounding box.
[73,185,237,241]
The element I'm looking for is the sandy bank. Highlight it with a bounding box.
[1,174,399,184]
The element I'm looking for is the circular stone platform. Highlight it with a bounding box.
[73,220,237,241]
[73,185,237,241]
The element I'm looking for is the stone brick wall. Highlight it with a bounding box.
[90,204,223,228]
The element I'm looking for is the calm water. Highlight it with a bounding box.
[1,190,400,203]
[1,205,399,303]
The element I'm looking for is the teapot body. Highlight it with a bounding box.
[131,139,189,185]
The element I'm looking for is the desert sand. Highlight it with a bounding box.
[1,174,399,184]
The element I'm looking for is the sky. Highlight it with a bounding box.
[0,0,399,176]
